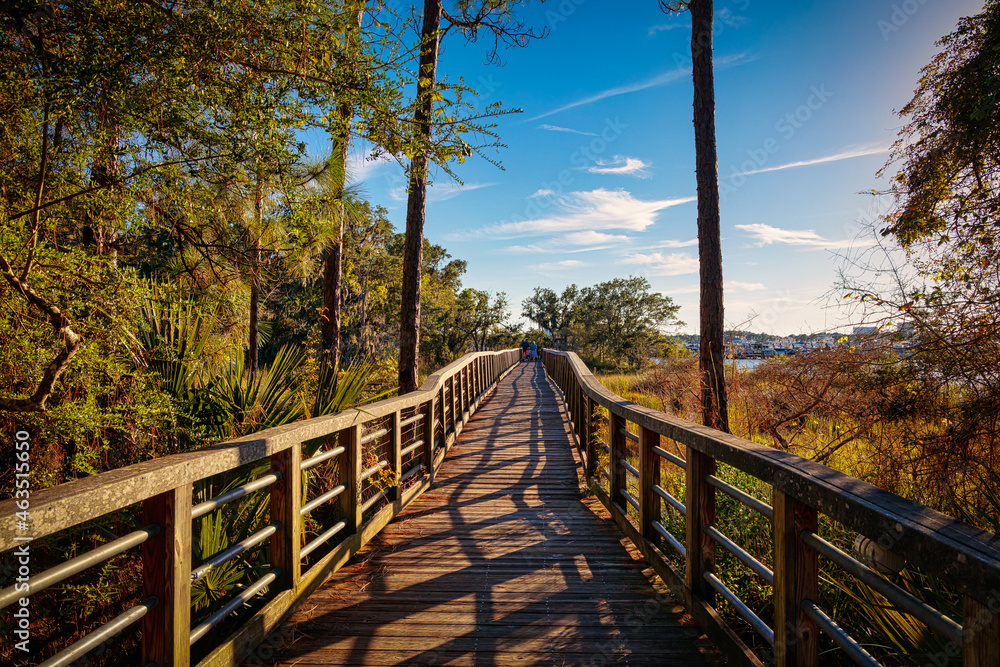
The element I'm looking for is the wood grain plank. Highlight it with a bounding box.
[267,363,720,667]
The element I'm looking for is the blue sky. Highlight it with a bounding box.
[347,0,985,335]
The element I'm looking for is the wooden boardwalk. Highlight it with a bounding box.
[268,362,718,666]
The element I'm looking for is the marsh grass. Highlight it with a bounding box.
[593,357,981,666]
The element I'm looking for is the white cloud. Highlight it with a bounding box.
[393,180,496,203]
[538,124,597,137]
[648,22,690,36]
[529,188,555,198]
[727,280,766,291]
[627,252,700,276]
[477,189,695,238]
[502,244,549,254]
[587,156,651,177]
[529,53,752,121]
[647,238,698,249]
[736,223,873,250]
[562,231,630,246]
[741,145,890,176]
[347,149,395,184]
[429,181,495,202]
[532,259,585,273]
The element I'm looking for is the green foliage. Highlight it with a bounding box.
[523,276,683,367]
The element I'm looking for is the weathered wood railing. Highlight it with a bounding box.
[0,349,520,667]
[542,350,1000,667]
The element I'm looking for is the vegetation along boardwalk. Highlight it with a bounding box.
[267,362,718,666]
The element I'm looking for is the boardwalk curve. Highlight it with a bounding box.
[268,362,717,666]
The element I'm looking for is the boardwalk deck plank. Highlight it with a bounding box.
[268,363,718,666]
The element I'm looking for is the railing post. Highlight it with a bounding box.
[461,367,469,423]
[451,377,458,437]
[270,444,302,592]
[639,427,661,542]
[685,448,716,604]
[339,425,363,533]
[773,488,819,667]
[423,398,436,481]
[473,358,480,402]
[142,485,192,667]
[963,595,1000,666]
[438,386,446,448]
[585,396,597,477]
[610,413,627,511]
[390,411,402,502]
[456,369,464,426]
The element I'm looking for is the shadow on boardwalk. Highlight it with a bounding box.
[263,362,719,666]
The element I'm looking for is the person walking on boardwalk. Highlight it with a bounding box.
[521,338,530,362]
[529,341,538,361]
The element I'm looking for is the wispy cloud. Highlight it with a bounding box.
[741,145,890,176]
[473,189,695,238]
[736,223,874,250]
[538,123,598,137]
[588,156,651,177]
[532,259,585,273]
[648,22,690,36]
[503,244,549,254]
[563,231,630,245]
[728,280,766,291]
[647,238,698,249]
[529,53,751,121]
[347,150,395,183]
[502,242,614,254]
[390,180,495,203]
[627,251,700,276]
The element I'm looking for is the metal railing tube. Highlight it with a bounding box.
[620,488,640,512]
[705,474,773,520]
[300,485,347,516]
[190,522,280,583]
[653,521,686,557]
[301,445,346,471]
[800,530,962,645]
[301,520,348,559]
[619,457,640,478]
[0,526,159,610]
[38,596,158,667]
[652,445,687,470]
[399,412,425,428]
[703,572,775,646]
[189,569,281,644]
[361,428,390,446]
[400,438,425,458]
[800,599,882,667]
[191,473,280,520]
[703,524,774,585]
[653,484,686,516]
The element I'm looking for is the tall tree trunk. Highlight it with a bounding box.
[83,105,118,258]
[249,272,259,375]
[321,0,366,388]
[690,0,729,432]
[398,0,442,393]
[250,177,263,378]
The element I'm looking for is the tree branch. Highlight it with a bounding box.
[0,251,83,413]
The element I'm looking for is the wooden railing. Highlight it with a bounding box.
[0,349,520,667]
[542,350,1000,667]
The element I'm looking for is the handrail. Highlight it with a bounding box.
[541,349,1000,667]
[0,348,520,667]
